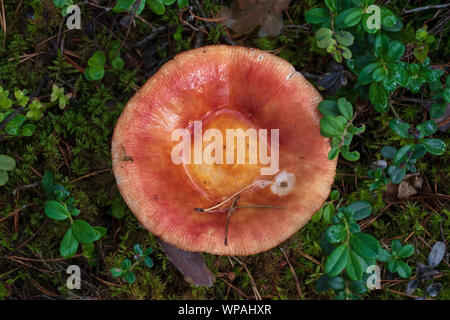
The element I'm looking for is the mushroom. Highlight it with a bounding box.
[112,45,336,257]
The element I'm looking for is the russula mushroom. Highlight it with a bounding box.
[112,45,337,256]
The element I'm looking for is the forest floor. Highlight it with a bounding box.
[0,0,449,300]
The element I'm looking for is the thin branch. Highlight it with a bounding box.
[404,4,450,14]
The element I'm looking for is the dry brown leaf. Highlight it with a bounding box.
[218,0,291,37]
[385,173,423,200]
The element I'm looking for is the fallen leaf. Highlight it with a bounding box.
[218,0,292,37]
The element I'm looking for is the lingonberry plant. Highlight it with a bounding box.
[315,198,415,299]
[42,171,107,258]
[307,0,447,300]
[318,97,365,161]
[110,244,154,284]
[381,119,446,184]
[309,0,448,186]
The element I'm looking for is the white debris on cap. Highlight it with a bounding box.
[271,171,296,196]
[254,179,274,189]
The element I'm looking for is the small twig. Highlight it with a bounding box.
[224,196,239,246]
[195,205,286,213]
[69,168,111,184]
[12,183,39,196]
[404,4,450,14]
[133,26,167,47]
[280,248,302,299]
[0,203,34,223]
[219,277,249,299]
[233,257,261,300]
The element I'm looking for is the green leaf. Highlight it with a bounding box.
[430,103,446,119]
[111,203,125,219]
[397,244,414,258]
[324,0,336,12]
[350,232,380,260]
[112,0,136,12]
[0,155,16,171]
[423,138,447,155]
[387,165,406,184]
[325,244,350,277]
[41,170,56,195]
[392,62,408,86]
[318,100,340,117]
[395,260,412,278]
[323,204,335,224]
[86,66,105,81]
[82,243,95,259]
[143,256,154,268]
[335,31,354,46]
[88,51,106,66]
[93,226,107,240]
[347,124,365,135]
[328,147,340,160]
[386,41,405,62]
[346,249,364,281]
[21,123,36,136]
[358,62,379,85]
[340,145,360,161]
[72,220,98,244]
[134,244,144,255]
[320,116,345,137]
[417,120,437,137]
[110,268,123,277]
[328,276,345,290]
[347,201,372,220]
[411,144,427,159]
[343,7,363,27]
[325,225,347,244]
[391,239,402,253]
[369,82,388,112]
[111,56,124,70]
[443,88,450,103]
[389,119,411,138]
[337,97,353,120]
[349,280,368,295]
[305,8,330,24]
[44,200,70,221]
[393,145,413,164]
[380,7,402,32]
[377,248,393,262]
[315,28,335,49]
[372,67,387,82]
[374,34,389,58]
[315,275,330,292]
[123,271,136,283]
[121,258,132,270]
[177,0,188,8]
[60,228,79,258]
[53,0,71,9]
[147,0,165,15]
[0,170,8,186]
[330,190,340,201]
[5,114,26,136]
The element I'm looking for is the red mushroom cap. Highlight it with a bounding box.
[112,45,336,256]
